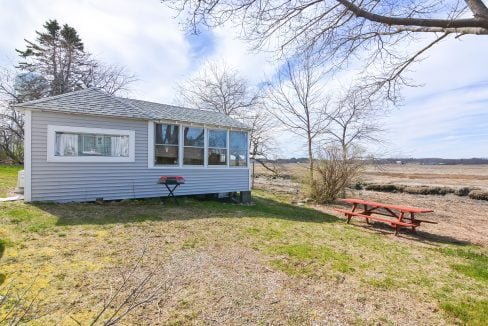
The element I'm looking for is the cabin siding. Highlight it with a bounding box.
[30,111,250,202]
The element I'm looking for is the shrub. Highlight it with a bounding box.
[403,186,455,196]
[455,187,472,197]
[468,190,488,201]
[364,184,401,193]
[309,147,364,203]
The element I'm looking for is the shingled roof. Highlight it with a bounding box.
[15,88,249,129]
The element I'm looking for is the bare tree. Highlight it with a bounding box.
[0,68,28,164]
[265,53,330,180]
[177,60,279,175]
[177,61,258,116]
[81,62,136,96]
[244,108,280,177]
[323,85,383,160]
[163,0,488,101]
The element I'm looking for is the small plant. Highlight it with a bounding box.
[403,186,455,196]
[364,184,400,193]
[468,190,488,201]
[455,187,472,196]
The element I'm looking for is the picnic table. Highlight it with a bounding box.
[335,198,436,236]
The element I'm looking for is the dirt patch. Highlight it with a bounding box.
[97,245,444,325]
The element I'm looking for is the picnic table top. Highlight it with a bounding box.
[339,198,434,214]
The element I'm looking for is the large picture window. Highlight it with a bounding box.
[55,132,129,157]
[155,124,179,165]
[207,129,227,166]
[183,127,204,165]
[47,125,135,162]
[229,131,248,167]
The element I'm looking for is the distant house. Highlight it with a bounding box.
[16,88,251,202]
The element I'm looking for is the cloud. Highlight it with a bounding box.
[1,1,487,158]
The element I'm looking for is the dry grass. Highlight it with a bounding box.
[1,166,488,324]
[363,164,488,190]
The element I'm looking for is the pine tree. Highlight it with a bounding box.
[16,19,88,95]
[0,19,135,163]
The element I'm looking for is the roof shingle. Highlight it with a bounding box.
[16,88,249,129]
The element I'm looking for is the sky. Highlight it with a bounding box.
[1,0,487,159]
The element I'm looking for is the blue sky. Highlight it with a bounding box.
[1,0,487,159]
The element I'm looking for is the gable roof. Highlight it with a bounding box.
[15,88,249,129]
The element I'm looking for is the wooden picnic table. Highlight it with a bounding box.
[335,198,436,236]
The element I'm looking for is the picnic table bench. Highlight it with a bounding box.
[335,198,436,236]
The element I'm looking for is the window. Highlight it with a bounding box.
[55,132,129,157]
[155,124,179,165]
[183,127,204,165]
[208,129,227,166]
[229,131,248,167]
[47,125,135,162]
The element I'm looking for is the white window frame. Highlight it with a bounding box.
[147,121,249,170]
[152,122,180,167]
[182,125,206,167]
[47,125,135,162]
[207,128,229,168]
[229,130,249,168]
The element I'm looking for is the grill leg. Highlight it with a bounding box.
[164,184,180,205]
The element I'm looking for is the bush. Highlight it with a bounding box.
[364,184,401,193]
[309,147,364,203]
[455,187,472,197]
[468,190,488,201]
[403,186,455,196]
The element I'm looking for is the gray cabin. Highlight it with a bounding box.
[16,88,251,202]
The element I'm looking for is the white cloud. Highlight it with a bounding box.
[0,0,191,102]
[1,2,487,158]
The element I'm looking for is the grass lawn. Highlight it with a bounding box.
[0,165,23,197]
[0,169,487,324]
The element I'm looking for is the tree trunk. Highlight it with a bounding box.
[308,134,314,181]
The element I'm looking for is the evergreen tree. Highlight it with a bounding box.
[16,19,88,95]
[0,19,135,163]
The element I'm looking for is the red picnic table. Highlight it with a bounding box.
[335,198,436,236]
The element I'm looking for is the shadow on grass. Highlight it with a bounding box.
[344,219,472,246]
[30,195,339,227]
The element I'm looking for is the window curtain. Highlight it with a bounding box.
[111,136,129,157]
[56,133,78,156]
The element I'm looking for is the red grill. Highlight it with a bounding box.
[159,176,185,185]
[158,176,185,204]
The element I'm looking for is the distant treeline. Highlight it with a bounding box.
[374,158,488,165]
[260,157,488,165]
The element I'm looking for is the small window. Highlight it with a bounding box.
[229,131,248,167]
[155,124,179,165]
[55,132,129,157]
[208,129,227,166]
[183,127,204,165]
